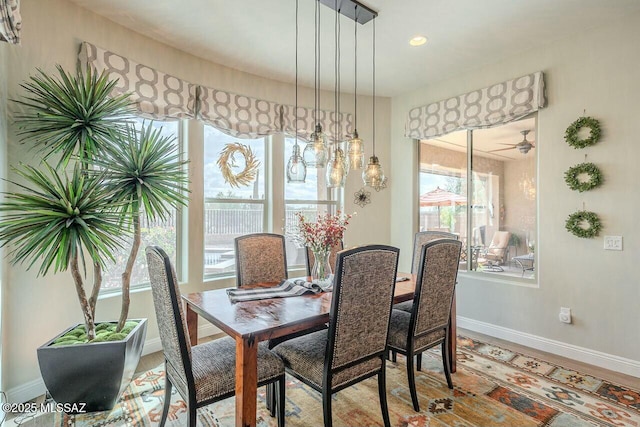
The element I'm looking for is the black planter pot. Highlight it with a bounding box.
[36,318,147,413]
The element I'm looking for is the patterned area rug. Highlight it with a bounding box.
[13,336,640,426]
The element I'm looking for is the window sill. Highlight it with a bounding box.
[458,270,539,288]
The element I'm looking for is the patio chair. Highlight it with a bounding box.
[477,231,511,271]
[145,246,286,427]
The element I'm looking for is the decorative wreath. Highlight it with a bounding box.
[354,188,371,208]
[564,162,603,192]
[217,142,260,188]
[565,210,602,238]
[565,116,601,149]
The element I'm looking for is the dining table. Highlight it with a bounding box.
[183,273,457,427]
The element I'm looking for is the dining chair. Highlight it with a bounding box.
[394,230,457,313]
[145,246,286,427]
[235,233,288,286]
[273,245,400,427]
[387,239,462,412]
[304,240,344,276]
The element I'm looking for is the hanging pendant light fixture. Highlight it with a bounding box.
[347,5,364,173]
[287,0,307,183]
[362,16,386,191]
[327,1,346,188]
[303,0,329,168]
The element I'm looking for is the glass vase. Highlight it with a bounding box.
[311,249,332,288]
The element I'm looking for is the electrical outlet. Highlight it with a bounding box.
[604,236,623,251]
[559,307,572,324]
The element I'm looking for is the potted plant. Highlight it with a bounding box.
[0,66,188,411]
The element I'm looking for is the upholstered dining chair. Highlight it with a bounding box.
[273,245,400,427]
[235,233,288,286]
[387,239,462,412]
[394,230,457,313]
[304,240,344,276]
[145,246,286,427]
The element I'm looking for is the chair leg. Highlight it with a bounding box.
[266,383,275,417]
[160,376,173,427]
[442,339,453,389]
[378,368,391,427]
[322,386,333,427]
[274,376,285,427]
[392,350,397,363]
[188,397,197,427]
[416,353,422,371]
[406,351,420,412]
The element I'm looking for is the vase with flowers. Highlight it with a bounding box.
[293,211,351,287]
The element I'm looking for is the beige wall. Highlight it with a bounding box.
[391,13,640,364]
[503,157,536,255]
[3,0,391,396]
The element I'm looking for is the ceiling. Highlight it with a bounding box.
[69,0,640,97]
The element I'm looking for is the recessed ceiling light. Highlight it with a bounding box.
[409,36,427,47]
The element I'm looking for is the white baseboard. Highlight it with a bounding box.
[6,323,222,405]
[457,316,640,378]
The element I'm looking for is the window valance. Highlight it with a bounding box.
[0,0,21,44]
[405,71,546,140]
[281,105,353,143]
[79,42,197,120]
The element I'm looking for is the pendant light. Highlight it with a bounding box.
[347,5,364,173]
[286,0,307,183]
[303,0,329,168]
[362,16,386,191]
[327,1,346,188]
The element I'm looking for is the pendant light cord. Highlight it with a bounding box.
[372,16,376,156]
[294,0,299,146]
[314,0,319,124]
[354,6,358,132]
[334,0,338,150]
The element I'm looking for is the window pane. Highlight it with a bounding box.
[284,203,334,268]
[471,116,536,279]
[204,126,265,200]
[102,120,181,290]
[204,202,264,278]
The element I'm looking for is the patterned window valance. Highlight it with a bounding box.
[281,104,353,142]
[196,86,281,139]
[405,71,546,140]
[0,0,21,44]
[79,42,197,120]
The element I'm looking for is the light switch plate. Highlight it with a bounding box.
[604,236,623,251]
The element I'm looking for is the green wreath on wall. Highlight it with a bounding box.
[564,162,603,192]
[565,210,602,238]
[565,116,601,149]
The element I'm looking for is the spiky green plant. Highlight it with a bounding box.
[0,163,124,339]
[14,65,131,167]
[94,122,189,330]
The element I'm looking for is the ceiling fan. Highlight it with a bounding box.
[490,130,535,154]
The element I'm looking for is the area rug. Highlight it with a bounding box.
[13,336,640,426]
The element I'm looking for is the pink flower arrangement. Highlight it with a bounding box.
[294,211,352,254]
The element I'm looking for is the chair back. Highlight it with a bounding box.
[411,231,458,274]
[145,246,194,400]
[305,240,344,276]
[486,231,511,260]
[411,239,462,346]
[326,245,399,378]
[235,233,288,287]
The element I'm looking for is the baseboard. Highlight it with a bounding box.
[6,323,222,404]
[457,316,640,378]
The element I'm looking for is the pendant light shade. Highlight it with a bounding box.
[303,124,329,167]
[327,146,347,188]
[287,0,307,183]
[347,130,364,172]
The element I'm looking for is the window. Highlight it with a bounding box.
[203,126,266,278]
[283,137,339,268]
[418,116,537,280]
[102,119,183,290]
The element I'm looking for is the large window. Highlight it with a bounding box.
[283,137,339,268]
[418,116,537,281]
[102,119,183,290]
[203,126,266,278]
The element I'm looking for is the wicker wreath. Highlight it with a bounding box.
[565,116,601,149]
[565,210,601,238]
[217,143,260,188]
[564,162,603,192]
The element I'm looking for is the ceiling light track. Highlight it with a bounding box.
[319,0,377,24]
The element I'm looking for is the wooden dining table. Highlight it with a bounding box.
[183,273,457,427]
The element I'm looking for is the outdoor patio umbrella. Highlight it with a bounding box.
[419,186,467,228]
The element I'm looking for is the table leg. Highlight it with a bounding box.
[449,295,457,373]
[185,302,198,346]
[236,336,258,427]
